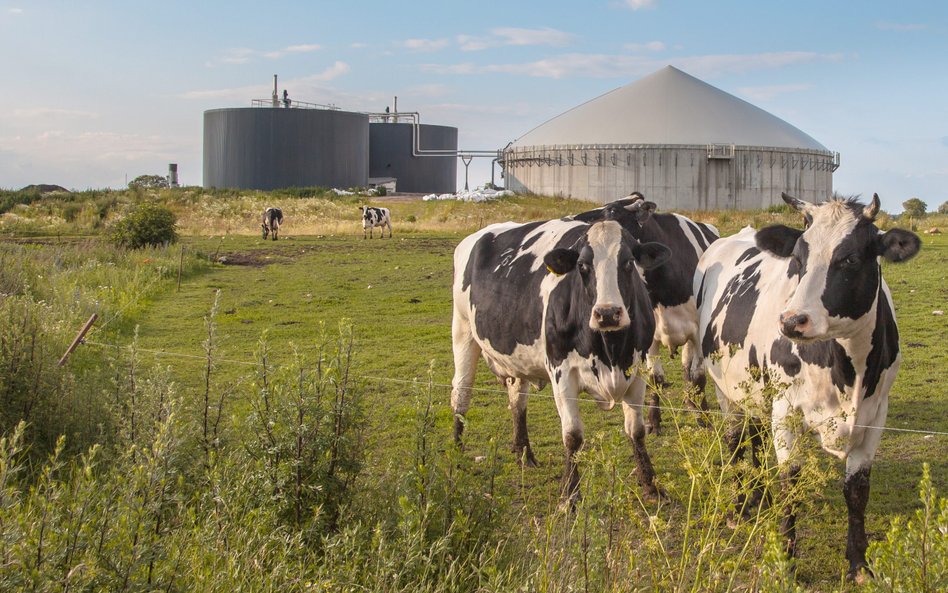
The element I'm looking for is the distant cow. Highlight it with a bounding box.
[261,207,283,241]
[361,206,392,239]
[451,218,672,503]
[695,193,920,579]
[573,192,720,432]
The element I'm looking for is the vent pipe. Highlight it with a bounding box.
[272,75,279,107]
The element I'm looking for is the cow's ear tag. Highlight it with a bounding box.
[546,264,563,276]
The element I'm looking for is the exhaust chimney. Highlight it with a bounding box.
[168,163,179,188]
[272,75,278,107]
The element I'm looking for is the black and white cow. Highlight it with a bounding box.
[695,193,920,579]
[361,205,392,239]
[261,207,283,241]
[451,218,672,503]
[573,192,720,433]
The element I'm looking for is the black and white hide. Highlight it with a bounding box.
[361,206,392,239]
[451,218,672,504]
[261,207,284,241]
[573,192,720,432]
[694,193,921,579]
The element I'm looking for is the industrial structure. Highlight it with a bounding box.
[502,66,838,208]
[203,76,462,193]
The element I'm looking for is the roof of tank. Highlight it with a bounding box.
[511,66,829,152]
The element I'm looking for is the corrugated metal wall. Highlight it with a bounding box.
[369,123,458,193]
[203,108,369,190]
[503,144,835,208]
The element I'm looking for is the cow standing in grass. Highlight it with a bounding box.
[451,218,671,503]
[695,193,920,580]
[573,192,720,433]
[361,206,392,239]
[262,207,283,241]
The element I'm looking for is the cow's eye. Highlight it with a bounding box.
[578,262,591,275]
[623,259,635,272]
[842,254,860,267]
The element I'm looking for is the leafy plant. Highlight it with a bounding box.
[109,203,178,249]
[902,197,928,218]
[128,174,169,189]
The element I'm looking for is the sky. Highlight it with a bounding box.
[1,1,945,213]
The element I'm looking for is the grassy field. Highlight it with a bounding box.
[1,187,946,591]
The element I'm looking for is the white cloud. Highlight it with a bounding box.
[737,83,812,101]
[424,51,845,80]
[208,43,321,66]
[181,62,350,101]
[263,44,322,59]
[8,107,98,121]
[8,8,23,14]
[622,0,656,10]
[458,27,574,51]
[876,22,927,32]
[402,38,450,52]
[623,41,666,52]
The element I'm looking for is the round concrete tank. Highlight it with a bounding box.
[369,122,458,193]
[504,66,837,208]
[203,107,368,190]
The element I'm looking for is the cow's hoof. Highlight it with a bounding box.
[515,447,539,468]
[642,486,669,503]
[848,565,872,584]
[645,423,661,436]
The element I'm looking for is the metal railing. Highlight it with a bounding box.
[251,98,341,110]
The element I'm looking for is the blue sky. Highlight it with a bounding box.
[1,0,945,212]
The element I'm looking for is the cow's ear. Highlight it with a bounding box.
[632,242,671,270]
[544,248,579,275]
[756,225,802,258]
[876,228,921,263]
[623,200,657,225]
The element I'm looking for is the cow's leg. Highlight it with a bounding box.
[363,226,367,239]
[842,397,885,581]
[725,415,767,523]
[387,220,393,238]
[622,377,662,500]
[551,374,584,508]
[772,402,801,560]
[450,313,481,448]
[506,378,537,467]
[644,339,664,435]
[681,337,710,427]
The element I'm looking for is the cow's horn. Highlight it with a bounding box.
[863,194,881,220]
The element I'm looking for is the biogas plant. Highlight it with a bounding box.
[202,67,838,208]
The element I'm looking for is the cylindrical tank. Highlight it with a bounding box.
[203,107,368,190]
[369,122,457,193]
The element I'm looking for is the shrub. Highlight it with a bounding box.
[110,203,178,249]
[128,174,169,189]
[864,463,948,592]
[938,200,948,215]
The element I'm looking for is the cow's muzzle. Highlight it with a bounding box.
[779,311,811,340]
[591,305,629,331]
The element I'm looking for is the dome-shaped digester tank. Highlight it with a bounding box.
[504,66,837,208]
[369,122,458,193]
[203,107,369,190]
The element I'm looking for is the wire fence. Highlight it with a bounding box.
[78,338,948,439]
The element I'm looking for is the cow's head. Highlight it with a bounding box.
[600,192,657,229]
[544,220,671,331]
[261,222,269,240]
[755,193,920,341]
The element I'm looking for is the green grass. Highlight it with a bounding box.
[1,190,946,590]
[82,219,946,590]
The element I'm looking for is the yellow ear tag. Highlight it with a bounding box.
[546,265,562,276]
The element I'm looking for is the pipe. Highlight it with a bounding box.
[272,75,278,108]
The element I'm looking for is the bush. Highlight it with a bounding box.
[938,201,948,215]
[128,174,169,189]
[110,203,178,249]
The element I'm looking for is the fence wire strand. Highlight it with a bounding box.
[78,339,948,438]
